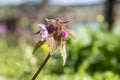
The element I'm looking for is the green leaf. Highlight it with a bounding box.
[33,41,45,54]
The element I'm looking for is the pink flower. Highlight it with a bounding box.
[37,24,48,41]
[61,31,68,38]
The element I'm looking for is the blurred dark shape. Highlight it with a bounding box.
[105,0,116,30]
[0,23,7,36]
[5,18,18,32]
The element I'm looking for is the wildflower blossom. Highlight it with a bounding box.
[41,43,49,53]
[34,18,75,64]
[37,24,48,41]
[61,31,68,38]
[32,18,75,80]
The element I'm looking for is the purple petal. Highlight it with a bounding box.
[61,31,68,38]
[40,38,44,41]
[37,24,48,41]
[37,24,46,29]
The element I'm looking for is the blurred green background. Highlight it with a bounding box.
[0,0,120,80]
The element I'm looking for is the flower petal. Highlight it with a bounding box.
[37,24,46,29]
[38,24,48,41]
[60,43,67,65]
[61,31,68,38]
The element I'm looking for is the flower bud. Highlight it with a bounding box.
[61,31,68,38]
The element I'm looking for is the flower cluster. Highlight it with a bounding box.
[32,18,75,80]
[38,19,69,42]
[37,24,48,41]
[34,18,75,65]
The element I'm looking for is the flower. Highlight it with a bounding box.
[46,24,56,34]
[32,18,75,80]
[61,31,68,38]
[37,24,48,41]
[38,24,46,29]
[41,43,49,53]
[34,18,75,65]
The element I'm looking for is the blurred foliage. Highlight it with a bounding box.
[0,22,120,80]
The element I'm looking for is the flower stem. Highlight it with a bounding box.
[32,52,51,80]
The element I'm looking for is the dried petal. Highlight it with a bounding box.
[46,36,61,55]
[46,36,54,54]
[60,43,67,65]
